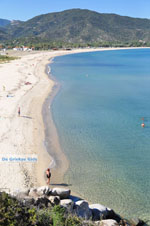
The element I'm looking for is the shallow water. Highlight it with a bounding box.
[50,49,150,221]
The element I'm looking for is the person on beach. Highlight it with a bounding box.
[46,168,51,185]
[18,107,20,117]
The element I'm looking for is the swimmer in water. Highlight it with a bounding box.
[141,123,145,128]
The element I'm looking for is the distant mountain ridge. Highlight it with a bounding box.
[0,18,11,27]
[1,9,150,44]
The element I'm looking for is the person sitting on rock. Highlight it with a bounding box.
[46,168,51,185]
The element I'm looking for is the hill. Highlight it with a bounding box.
[0,18,11,27]
[1,9,150,45]
[0,28,9,41]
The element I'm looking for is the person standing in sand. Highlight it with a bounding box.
[46,168,51,185]
[18,107,20,117]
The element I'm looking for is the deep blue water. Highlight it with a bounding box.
[50,49,150,221]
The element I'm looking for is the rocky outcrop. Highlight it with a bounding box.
[51,187,71,199]
[130,218,146,226]
[10,186,145,226]
[11,189,30,198]
[22,196,35,206]
[89,204,121,223]
[48,195,60,205]
[36,186,51,196]
[74,200,92,220]
[99,219,119,226]
[89,204,111,220]
[28,187,70,199]
[28,188,38,197]
[34,195,50,208]
[60,199,74,212]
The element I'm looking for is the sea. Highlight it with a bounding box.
[49,49,150,222]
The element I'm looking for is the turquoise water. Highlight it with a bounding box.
[50,49,150,221]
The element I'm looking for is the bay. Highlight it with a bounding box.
[50,49,150,221]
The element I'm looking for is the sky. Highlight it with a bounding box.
[1,0,150,21]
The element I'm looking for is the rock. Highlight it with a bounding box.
[82,220,97,225]
[60,199,74,212]
[48,196,60,205]
[106,209,121,223]
[51,187,71,199]
[119,219,130,226]
[28,188,38,197]
[28,186,51,198]
[99,219,119,226]
[20,189,30,196]
[69,195,81,202]
[34,196,50,208]
[22,197,35,206]
[130,218,146,226]
[89,204,111,220]
[94,221,101,225]
[36,186,51,196]
[12,189,30,199]
[75,200,92,220]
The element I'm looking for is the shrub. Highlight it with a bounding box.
[0,55,17,63]
[0,192,37,226]
[36,208,52,226]
[0,192,96,226]
[65,215,82,226]
[51,205,65,226]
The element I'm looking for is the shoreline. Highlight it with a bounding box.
[43,47,150,223]
[41,46,150,198]
[42,62,69,185]
[0,47,149,193]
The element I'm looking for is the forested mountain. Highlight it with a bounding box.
[0,19,11,27]
[1,9,150,44]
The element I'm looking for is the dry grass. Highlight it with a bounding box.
[0,55,18,63]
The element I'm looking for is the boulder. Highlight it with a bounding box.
[99,219,119,226]
[60,199,74,213]
[106,209,121,223]
[75,200,92,220]
[36,186,51,196]
[51,187,71,199]
[89,204,111,220]
[28,188,38,197]
[34,196,50,208]
[10,189,30,198]
[48,196,60,205]
[130,218,146,226]
[22,197,35,206]
[69,195,81,202]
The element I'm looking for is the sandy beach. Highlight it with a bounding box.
[0,47,147,193]
[0,48,96,192]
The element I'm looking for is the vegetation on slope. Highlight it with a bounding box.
[1,8,150,46]
[0,19,11,28]
[0,191,147,226]
[0,55,17,63]
[0,192,91,226]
